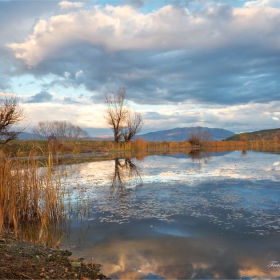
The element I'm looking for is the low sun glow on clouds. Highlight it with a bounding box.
[59,1,85,9]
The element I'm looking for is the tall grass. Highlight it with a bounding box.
[0,151,65,240]
[3,138,280,157]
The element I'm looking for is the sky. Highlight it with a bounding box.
[1,0,280,136]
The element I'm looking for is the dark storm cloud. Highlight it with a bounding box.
[27,91,53,103]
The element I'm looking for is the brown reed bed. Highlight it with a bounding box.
[0,150,65,242]
[2,138,280,158]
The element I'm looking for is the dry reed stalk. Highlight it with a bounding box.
[0,152,65,240]
[0,203,3,233]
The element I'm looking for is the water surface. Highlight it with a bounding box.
[60,150,280,279]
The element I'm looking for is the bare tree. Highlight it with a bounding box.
[70,125,89,140]
[32,121,89,140]
[121,111,144,142]
[188,127,212,147]
[104,86,128,143]
[0,94,24,145]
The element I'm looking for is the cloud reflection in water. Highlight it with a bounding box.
[61,151,280,279]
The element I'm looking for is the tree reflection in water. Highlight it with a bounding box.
[188,149,212,171]
[111,158,142,188]
[109,158,142,207]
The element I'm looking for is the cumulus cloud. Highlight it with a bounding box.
[8,5,280,67]
[2,1,280,134]
[5,3,280,108]
[27,91,53,103]
[59,1,84,9]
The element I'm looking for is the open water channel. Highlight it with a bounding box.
[59,150,280,279]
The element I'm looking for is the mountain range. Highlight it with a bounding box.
[135,127,235,141]
[18,127,235,141]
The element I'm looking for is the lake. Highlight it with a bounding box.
[59,150,280,279]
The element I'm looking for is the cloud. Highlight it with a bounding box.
[244,0,280,8]
[8,5,280,67]
[27,91,53,103]
[20,94,280,135]
[23,102,106,131]
[62,96,79,103]
[9,37,280,107]
[4,3,280,108]
[59,1,84,9]
[122,0,150,8]
[2,1,280,134]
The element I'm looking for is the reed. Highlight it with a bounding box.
[3,138,280,157]
[0,150,65,239]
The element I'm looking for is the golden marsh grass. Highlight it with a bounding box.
[0,150,65,242]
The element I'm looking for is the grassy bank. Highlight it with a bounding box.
[2,138,280,158]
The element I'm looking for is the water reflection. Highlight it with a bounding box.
[106,158,143,218]
[60,151,280,279]
[188,149,212,171]
[17,219,67,247]
[110,158,142,188]
[241,149,247,157]
[75,226,280,279]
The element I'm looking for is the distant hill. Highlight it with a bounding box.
[135,127,235,142]
[18,126,235,142]
[225,128,280,141]
[17,132,41,140]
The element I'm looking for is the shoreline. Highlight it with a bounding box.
[0,234,108,279]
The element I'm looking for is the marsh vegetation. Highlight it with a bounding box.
[0,150,66,245]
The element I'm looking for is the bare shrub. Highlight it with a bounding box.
[32,121,89,140]
[188,127,212,147]
[0,93,25,145]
